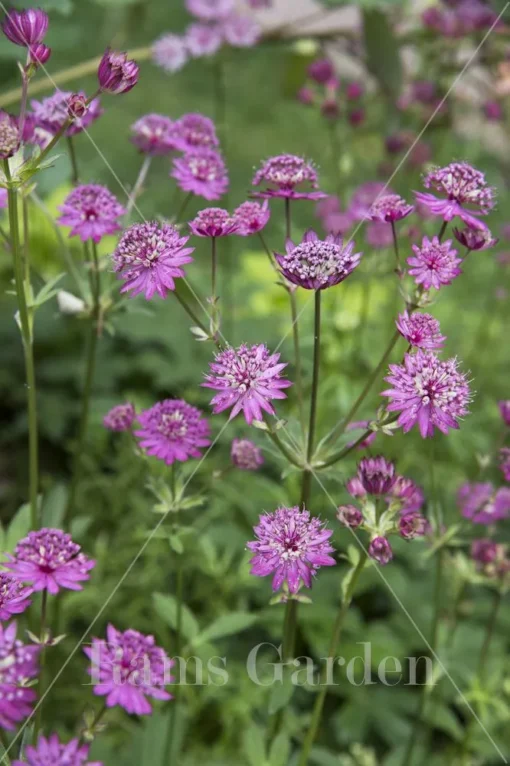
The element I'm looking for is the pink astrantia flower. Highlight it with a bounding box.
[130,114,178,155]
[231,438,264,470]
[337,504,363,528]
[171,149,229,200]
[13,734,102,766]
[453,225,498,251]
[252,154,326,200]
[0,622,39,731]
[97,49,139,95]
[112,221,194,300]
[152,34,188,73]
[84,624,173,715]
[186,23,223,57]
[5,529,95,595]
[408,236,462,290]
[414,162,495,228]
[0,574,32,621]
[390,476,424,514]
[349,181,387,221]
[346,421,377,450]
[275,230,362,290]
[189,207,239,237]
[171,113,219,152]
[396,310,446,350]
[186,0,234,20]
[399,512,427,540]
[500,447,510,482]
[135,399,210,465]
[203,343,292,424]
[28,42,50,66]
[0,111,19,158]
[308,58,334,84]
[233,200,270,236]
[370,194,414,223]
[471,538,500,565]
[58,185,125,244]
[2,8,48,47]
[357,456,397,495]
[458,482,510,524]
[247,506,336,592]
[368,536,393,565]
[222,13,261,47]
[499,400,510,427]
[31,91,103,137]
[103,403,136,432]
[382,350,471,438]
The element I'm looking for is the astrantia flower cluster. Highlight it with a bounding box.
[369,194,414,223]
[415,162,495,227]
[247,506,336,593]
[189,207,238,237]
[233,200,270,236]
[231,438,264,471]
[453,225,498,252]
[396,310,446,350]
[383,350,471,438]
[0,110,20,159]
[112,221,194,300]
[130,114,178,155]
[252,154,326,200]
[103,402,136,432]
[97,49,139,95]
[172,113,219,152]
[1,7,51,67]
[0,574,32,621]
[84,624,173,715]
[31,91,102,138]
[172,148,229,200]
[0,622,39,730]
[458,482,510,524]
[58,184,125,243]
[471,539,510,580]
[203,343,292,424]
[407,236,462,291]
[135,399,210,464]
[13,735,102,766]
[275,230,362,290]
[5,528,95,594]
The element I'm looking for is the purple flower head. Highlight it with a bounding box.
[308,58,334,84]
[103,403,136,432]
[297,87,315,105]
[500,447,510,482]
[112,221,194,300]
[247,506,336,592]
[5,528,95,595]
[471,538,500,566]
[233,200,270,236]
[222,13,261,47]
[135,399,210,465]
[84,624,173,715]
[171,113,219,152]
[58,185,125,244]
[275,230,361,290]
[346,420,377,450]
[97,49,139,95]
[31,91,103,137]
[171,149,228,200]
[415,162,495,227]
[408,236,462,290]
[0,574,32,621]
[29,42,50,66]
[2,8,48,47]
[337,504,363,528]
[399,512,427,540]
[348,108,365,127]
[396,310,446,350]
[0,622,39,731]
[186,0,234,20]
[357,456,397,496]
[368,536,393,565]
[152,33,188,73]
[349,181,387,222]
[390,476,424,514]
[383,350,471,438]
[0,111,20,159]
[458,482,510,524]
[346,476,366,499]
[13,735,102,766]
[66,93,88,120]
[370,194,414,223]
[131,114,178,155]
[346,82,364,100]
[453,225,498,251]
[186,23,223,57]
[231,438,264,471]
[366,221,393,249]
[252,154,326,200]
[499,400,510,427]
[203,343,292,424]
[189,207,239,237]
[483,100,503,121]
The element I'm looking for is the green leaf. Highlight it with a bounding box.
[33,273,65,308]
[41,484,67,527]
[4,503,32,554]
[268,732,290,766]
[268,670,295,715]
[193,612,257,647]
[152,593,199,643]
[363,8,402,99]
[243,724,267,766]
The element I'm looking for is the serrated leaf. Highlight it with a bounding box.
[152,593,199,643]
[193,612,257,647]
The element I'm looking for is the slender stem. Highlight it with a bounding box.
[173,290,214,342]
[284,198,291,240]
[175,191,193,223]
[325,330,400,447]
[126,155,151,219]
[0,728,11,765]
[211,236,218,332]
[264,422,302,469]
[78,703,107,745]
[33,591,48,740]
[305,291,321,467]
[18,67,29,141]
[298,552,368,766]
[66,136,80,185]
[63,242,101,528]
[283,199,305,440]
[164,555,184,766]
[319,428,374,469]
[35,118,73,167]
[390,221,401,273]
[437,220,448,242]
[258,232,279,274]
[4,160,39,529]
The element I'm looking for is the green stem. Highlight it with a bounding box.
[211,236,218,333]
[258,231,278,274]
[126,155,151,219]
[0,729,11,765]
[63,242,101,528]
[283,200,305,441]
[300,291,321,502]
[391,220,401,273]
[173,289,214,342]
[33,590,48,740]
[264,421,302,469]
[175,191,193,223]
[66,135,80,185]
[477,588,502,681]
[164,555,184,765]
[4,160,39,529]
[298,552,368,766]
[437,220,448,242]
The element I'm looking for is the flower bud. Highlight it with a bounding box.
[336,505,363,528]
[29,43,51,66]
[67,93,88,120]
[2,8,48,47]
[368,536,393,565]
[98,49,139,95]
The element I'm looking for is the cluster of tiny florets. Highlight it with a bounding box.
[275,230,362,290]
[135,399,210,465]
